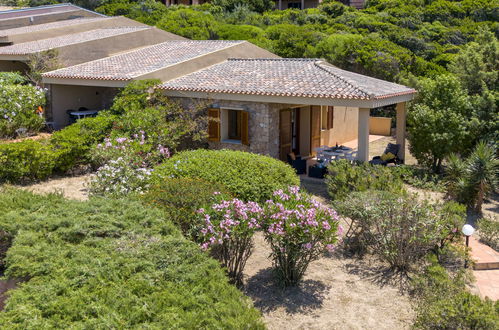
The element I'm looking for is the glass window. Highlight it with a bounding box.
[228,110,241,140]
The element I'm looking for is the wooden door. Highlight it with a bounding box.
[310,106,321,154]
[279,109,292,161]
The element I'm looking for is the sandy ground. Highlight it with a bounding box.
[20,174,91,201]
[0,133,52,144]
[368,136,417,165]
[244,233,414,330]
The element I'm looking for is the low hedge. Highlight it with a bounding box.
[325,160,405,200]
[151,149,299,202]
[0,113,116,183]
[0,189,263,328]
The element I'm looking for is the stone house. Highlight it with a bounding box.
[0,4,415,163]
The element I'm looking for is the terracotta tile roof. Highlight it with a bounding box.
[159,58,416,100]
[0,27,149,55]
[42,40,245,81]
[0,4,80,20]
[0,17,111,37]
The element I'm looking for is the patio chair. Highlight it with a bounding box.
[370,143,402,166]
[287,152,307,174]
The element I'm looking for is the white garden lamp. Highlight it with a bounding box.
[462,224,475,243]
[462,224,475,269]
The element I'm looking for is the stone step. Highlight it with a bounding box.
[469,236,499,271]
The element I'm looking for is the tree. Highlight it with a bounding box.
[26,49,61,86]
[210,0,275,14]
[449,28,498,96]
[407,75,473,172]
[156,8,219,40]
[109,80,209,151]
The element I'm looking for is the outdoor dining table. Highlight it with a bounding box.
[69,110,99,119]
[318,146,355,163]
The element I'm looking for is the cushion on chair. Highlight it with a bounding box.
[380,152,396,162]
[384,143,400,156]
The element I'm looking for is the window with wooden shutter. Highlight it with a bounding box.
[207,108,220,142]
[241,111,249,145]
[327,106,334,130]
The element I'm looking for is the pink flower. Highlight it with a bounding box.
[326,244,335,252]
[304,243,312,249]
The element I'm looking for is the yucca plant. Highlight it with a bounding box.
[466,142,498,213]
[446,142,498,213]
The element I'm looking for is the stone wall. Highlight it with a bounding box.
[173,97,284,159]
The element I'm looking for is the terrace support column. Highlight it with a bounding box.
[278,0,282,10]
[396,102,407,162]
[301,0,305,9]
[357,107,370,162]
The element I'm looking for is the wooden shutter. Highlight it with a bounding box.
[327,106,334,130]
[241,111,249,145]
[279,109,292,161]
[207,108,220,142]
[310,106,321,154]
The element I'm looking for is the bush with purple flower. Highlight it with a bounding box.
[198,197,263,286]
[261,186,341,286]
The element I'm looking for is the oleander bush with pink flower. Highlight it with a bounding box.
[261,186,341,286]
[198,197,263,286]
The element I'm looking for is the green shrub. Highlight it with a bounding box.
[392,165,446,191]
[477,217,498,251]
[0,188,263,328]
[151,149,299,202]
[50,112,117,172]
[0,82,45,138]
[141,178,231,242]
[413,255,499,329]
[0,139,55,183]
[335,191,465,270]
[325,160,405,201]
[0,72,27,85]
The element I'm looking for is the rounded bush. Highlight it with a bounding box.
[151,149,299,202]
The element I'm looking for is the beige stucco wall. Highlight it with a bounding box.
[49,84,118,128]
[54,27,178,67]
[369,116,391,136]
[320,106,358,146]
[0,60,28,72]
[0,9,100,30]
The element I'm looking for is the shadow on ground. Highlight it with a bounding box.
[245,267,330,314]
[344,259,412,293]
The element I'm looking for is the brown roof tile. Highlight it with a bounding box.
[159,58,416,100]
[42,40,245,81]
[0,27,149,55]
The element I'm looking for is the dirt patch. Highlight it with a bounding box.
[0,277,22,311]
[0,133,52,144]
[244,233,414,329]
[20,174,91,201]
[368,137,417,165]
